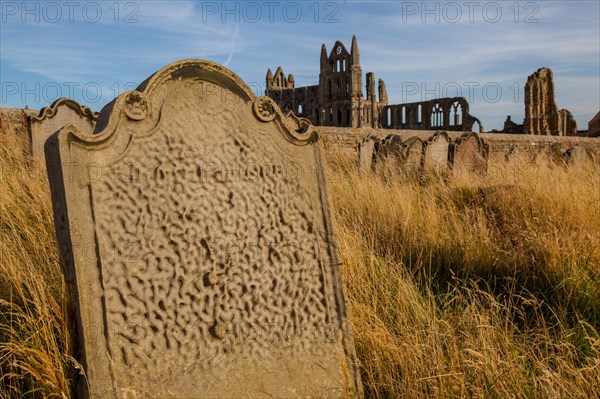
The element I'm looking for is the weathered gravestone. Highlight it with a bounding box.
[358,135,378,172]
[375,134,404,171]
[30,98,97,161]
[45,60,363,399]
[450,132,489,177]
[402,136,425,173]
[563,145,588,166]
[424,131,451,172]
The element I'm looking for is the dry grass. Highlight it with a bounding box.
[0,117,598,398]
[0,122,76,398]
[328,148,600,398]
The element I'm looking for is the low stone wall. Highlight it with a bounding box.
[319,126,600,158]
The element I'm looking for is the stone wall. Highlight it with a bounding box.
[319,126,600,159]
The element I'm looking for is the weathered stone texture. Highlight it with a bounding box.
[424,131,451,172]
[31,98,97,160]
[524,67,577,136]
[403,137,425,172]
[588,111,600,137]
[563,145,588,165]
[358,135,377,172]
[46,60,362,399]
[450,133,489,176]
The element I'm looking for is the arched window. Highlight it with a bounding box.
[342,59,346,71]
[431,103,443,127]
[337,60,341,72]
[387,108,392,127]
[401,106,406,125]
[417,104,422,124]
[298,104,303,114]
[450,101,462,127]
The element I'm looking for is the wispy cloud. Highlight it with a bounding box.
[1,0,598,130]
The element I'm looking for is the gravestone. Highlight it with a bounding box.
[423,131,451,172]
[563,145,588,165]
[46,60,363,399]
[30,98,97,160]
[402,136,425,173]
[358,135,378,172]
[375,134,404,170]
[450,132,489,177]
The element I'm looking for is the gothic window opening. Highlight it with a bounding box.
[402,106,406,125]
[450,101,462,126]
[418,104,422,124]
[431,103,443,127]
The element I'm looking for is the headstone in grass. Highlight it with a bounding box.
[45,59,363,399]
[424,130,451,173]
[450,132,489,177]
[31,98,97,161]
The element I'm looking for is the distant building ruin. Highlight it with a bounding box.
[587,111,600,137]
[523,67,577,136]
[266,36,483,132]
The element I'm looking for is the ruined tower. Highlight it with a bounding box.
[318,35,366,127]
[524,67,576,136]
[264,35,480,131]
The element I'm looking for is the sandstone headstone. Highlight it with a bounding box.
[358,135,378,172]
[450,132,489,177]
[402,136,425,172]
[424,131,451,172]
[46,60,363,399]
[563,145,588,165]
[375,134,404,169]
[30,98,97,160]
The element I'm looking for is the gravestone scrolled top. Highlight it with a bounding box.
[30,98,97,160]
[45,60,363,399]
[424,130,451,172]
[402,136,425,171]
[375,134,405,169]
[450,132,489,176]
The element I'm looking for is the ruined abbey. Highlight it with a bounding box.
[265,36,483,132]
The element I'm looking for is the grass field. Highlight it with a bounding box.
[1,121,599,398]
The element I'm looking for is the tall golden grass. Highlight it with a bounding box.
[328,148,600,398]
[0,117,598,398]
[0,125,75,398]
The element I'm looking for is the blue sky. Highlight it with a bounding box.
[1,0,599,130]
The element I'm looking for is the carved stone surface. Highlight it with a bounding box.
[45,60,363,399]
[358,135,378,172]
[424,131,451,172]
[450,133,489,177]
[30,98,97,160]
